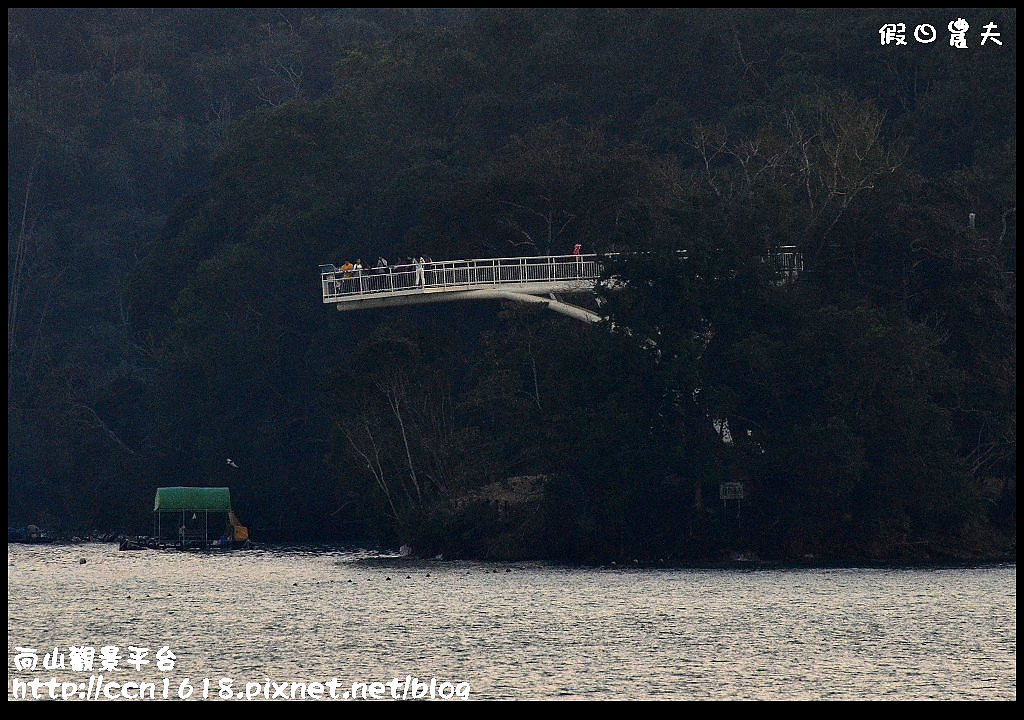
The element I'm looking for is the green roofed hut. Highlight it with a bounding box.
[153,487,249,549]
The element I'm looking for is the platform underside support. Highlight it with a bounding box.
[334,286,601,323]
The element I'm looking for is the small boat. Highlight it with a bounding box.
[151,487,252,550]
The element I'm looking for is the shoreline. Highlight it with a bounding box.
[8,540,1015,570]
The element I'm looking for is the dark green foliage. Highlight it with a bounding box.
[8,9,1015,560]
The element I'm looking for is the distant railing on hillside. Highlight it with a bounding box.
[320,247,802,303]
[320,254,599,301]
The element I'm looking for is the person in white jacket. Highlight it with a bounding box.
[415,256,426,287]
[354,259,364,292]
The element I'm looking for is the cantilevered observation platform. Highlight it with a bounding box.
[321,254,604,322]
[319,249,803,323]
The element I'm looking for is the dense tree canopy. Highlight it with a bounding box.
[8,9,1015,561]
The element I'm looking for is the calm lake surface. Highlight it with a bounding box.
[7,544,1016,700]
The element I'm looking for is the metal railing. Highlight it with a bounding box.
[319,248,803,303]
[772,247,804,277]
[321,254,599,302]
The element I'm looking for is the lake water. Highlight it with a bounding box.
[6,544,1016,700]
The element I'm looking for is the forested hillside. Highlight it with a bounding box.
[8,9,1015,562]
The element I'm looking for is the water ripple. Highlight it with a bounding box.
[6,545,1016,700]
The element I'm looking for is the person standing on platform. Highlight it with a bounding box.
[415,256,426,287]
[340,260,354,292]
[354,259,364,292]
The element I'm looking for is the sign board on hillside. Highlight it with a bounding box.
[719,482,746,501]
